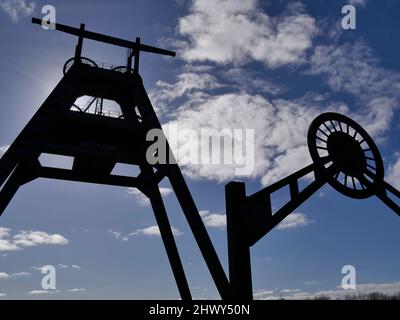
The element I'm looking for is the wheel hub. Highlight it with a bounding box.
[327,132,366,178]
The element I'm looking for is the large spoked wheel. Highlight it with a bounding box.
[308,112,384,199]
[63,57,98,75]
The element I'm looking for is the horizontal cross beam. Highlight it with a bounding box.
[31,17,176,57]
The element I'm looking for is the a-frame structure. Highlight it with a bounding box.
[2,19,399,302]
[0,18,230,300]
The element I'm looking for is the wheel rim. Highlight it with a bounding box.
[307,112,384,199]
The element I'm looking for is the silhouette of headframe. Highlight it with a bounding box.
[0,18,230,300]
[0,18,399,301]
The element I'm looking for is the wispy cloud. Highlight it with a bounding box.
[66,288,86,292]
[127,187,173,206]
[28,290,56,295]
[111,224,184,240]
[308,41,400,138]
[256,281,400,300]
[349,0,367,7]
[387,152,400,189]
[150,72,223,114]
[56,264,81,269]
[11,271,30,277]
[0,272,9,279]
[0,0,35,22]
[0,271,31,280]
[130,225,183,237]
[276,213,313,230]
[0,228,68,252]
[13,230,68,247]
[109,229,129,241]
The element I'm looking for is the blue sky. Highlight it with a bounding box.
[0,0,400,299]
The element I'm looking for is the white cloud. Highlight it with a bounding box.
[66,288,85,292]
[157,39,400,185]
[176,0,317,68]
[308,41,400,137]
[150,72,223,113]
[29,266,43,271]
[280,288,301,293]
[199,210,226,229]
[164,93,272,181]
[276,213,313,230]
[0,272,9,279]
[259,281,400,300]
[0,293,6,297]
[109,230,129,241]
[0,229,68,251]
[253,289,274,298]
[0,227,10,238]
[163,92,327,184]
[223,68,284,95]
[0,271,30,279]
[11,271,30,277]
[387,152,400,189]
[28,290,55,295]
[127,187,173,206]
[56,264,81,269]
[0,0,35,22]
[154,3,399,189]
[0,239,20,251]
[130,225,183,237]
[13,231,68,247]
[349,0,367,7]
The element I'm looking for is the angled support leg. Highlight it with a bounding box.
[139,167,192,300]
[0,160,39,215]
[0,148,19,189]
[167,165,231,300]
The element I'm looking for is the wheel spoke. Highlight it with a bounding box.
[330,120,337,131]
[364,169,376,180]
[338,121,344,132]
[316,136,327,143]
[318,128,329,138]
[323,122,332,133]
[319,155,332,164]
